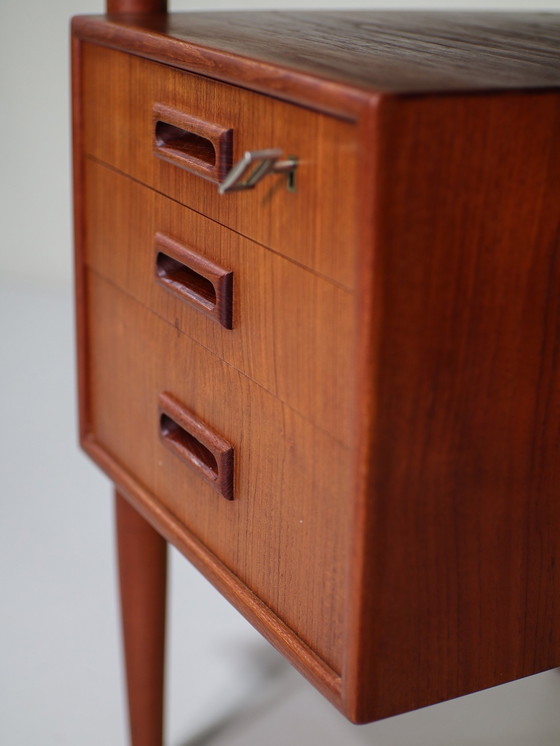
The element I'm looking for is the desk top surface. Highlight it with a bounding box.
[74,11,560,95]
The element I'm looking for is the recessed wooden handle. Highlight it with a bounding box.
[158,392,234,500]
[153,103,233,183]
[154,233,233,329]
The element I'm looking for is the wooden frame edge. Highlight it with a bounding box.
[342,92,386,723]
[71,14,369,120]
[71,31,91,444]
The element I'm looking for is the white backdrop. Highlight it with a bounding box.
[1,0,560,287]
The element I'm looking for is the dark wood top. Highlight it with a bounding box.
[73,11,560,117]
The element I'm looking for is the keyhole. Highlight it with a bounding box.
[287,161,297,194]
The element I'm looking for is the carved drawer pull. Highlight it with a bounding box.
[153,103,233,183]
[158,392,234,501]
[154,233,233,329]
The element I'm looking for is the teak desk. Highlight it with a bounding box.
[72,8,560,744]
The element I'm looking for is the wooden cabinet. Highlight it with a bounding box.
[72,10,560,738]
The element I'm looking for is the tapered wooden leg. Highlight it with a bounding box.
[116,489,167,746]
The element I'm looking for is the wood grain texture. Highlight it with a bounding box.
[347,90,560,722]
[116,489,167,746]
[86,270,350,673]
[72,11,560,726]
[154,231,233,329]
[73,12,560,108]
[83,158,354,444]
[80,43,358,290]
[159,391,235,501]
[72,15,369,120]
[153,103,233,183]
[90,443,342,708]
[343,95,382,722]
[107,0,166,13]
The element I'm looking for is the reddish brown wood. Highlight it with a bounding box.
[73,12,560,118]
[343,95,382,721]
[116,489,167,746]
[154,232,233,329]
[153,103,233,183]
[107,0,167,13]
[87,269,349,674]
[158,391,235,500]
[71,36,90,442]
[93,443,342,708]
[346,91,560,722]
[71,15,367,120]
[72,11,560,728]
[80,43,358,290]
[83,158,354,443]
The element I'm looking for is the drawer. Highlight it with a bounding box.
[81,43,358,290]
[84,159,354,444]
[85,269,350,671]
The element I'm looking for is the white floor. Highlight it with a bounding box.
[2,281,560,746]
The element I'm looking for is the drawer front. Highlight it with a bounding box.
[86,270,350,671]
[84,159,354,444]
[81,43,358,290]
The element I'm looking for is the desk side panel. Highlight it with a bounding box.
[349,90,560,721]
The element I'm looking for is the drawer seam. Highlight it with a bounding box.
[84,155,355,294]
[86,265,353,450]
